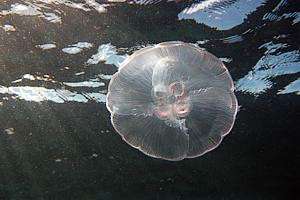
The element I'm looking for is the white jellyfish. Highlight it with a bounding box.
[106,41,238,161]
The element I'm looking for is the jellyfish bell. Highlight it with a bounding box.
[106,41,238,161]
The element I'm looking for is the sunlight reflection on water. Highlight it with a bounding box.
[86,43,128,67]
[0,0,299,107]
[278,79,300,95]
[178,0,266,30]
[236,42,300,95]
[0,86,107,103]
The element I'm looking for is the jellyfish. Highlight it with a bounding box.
[106,41,238,161]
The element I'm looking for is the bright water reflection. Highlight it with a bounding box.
[0,85,106,103]
[236,43,300,94]
[86,43,128,67]
[278,78,300,95]
[178,0,266,30]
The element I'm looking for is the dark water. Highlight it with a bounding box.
[0,0,299,199]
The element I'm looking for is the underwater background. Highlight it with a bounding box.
[0,0,299,199]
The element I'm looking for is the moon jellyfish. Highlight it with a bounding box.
[106,41,238,161]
